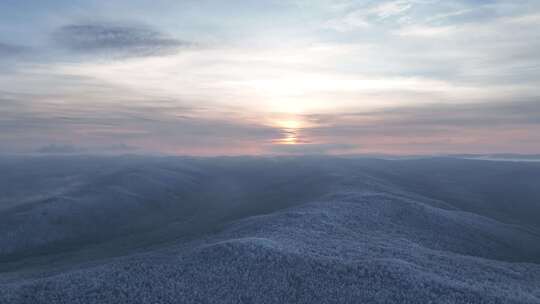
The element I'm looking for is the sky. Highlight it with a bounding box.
[1,0,540,155]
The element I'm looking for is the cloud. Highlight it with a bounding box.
[300,99,540,154]
[1,0,539,156]
[267,143,358,155]
[0,93,282,155]
[396,24,457,37]
[321,0,537,34]
[323,10,371,32]
[322,0,415,31]
[307,99,540,130]
[53,23,189,58]
[36,144,84,154]
[371,0,413,19]
[35,143,139,154]
[0,42,28,59]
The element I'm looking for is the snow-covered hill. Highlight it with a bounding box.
[1,156,539,303]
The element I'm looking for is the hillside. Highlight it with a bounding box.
[1,156,539,303]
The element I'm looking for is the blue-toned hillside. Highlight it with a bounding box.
[1,156,539,303]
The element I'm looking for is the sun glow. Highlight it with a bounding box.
[279,131,298,145]
[272,119,304,145]
[276,119,303,130]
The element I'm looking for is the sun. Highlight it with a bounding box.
[276,119,303,130]
[272,119,304,145]
[280,131,298,145]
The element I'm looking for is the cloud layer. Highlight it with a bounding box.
[0,0,539,155]
[53,23,188,58]
[0,43,24,56]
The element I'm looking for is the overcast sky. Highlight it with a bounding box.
[1,0,539,155]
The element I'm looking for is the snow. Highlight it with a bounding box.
[1,156,539,303]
